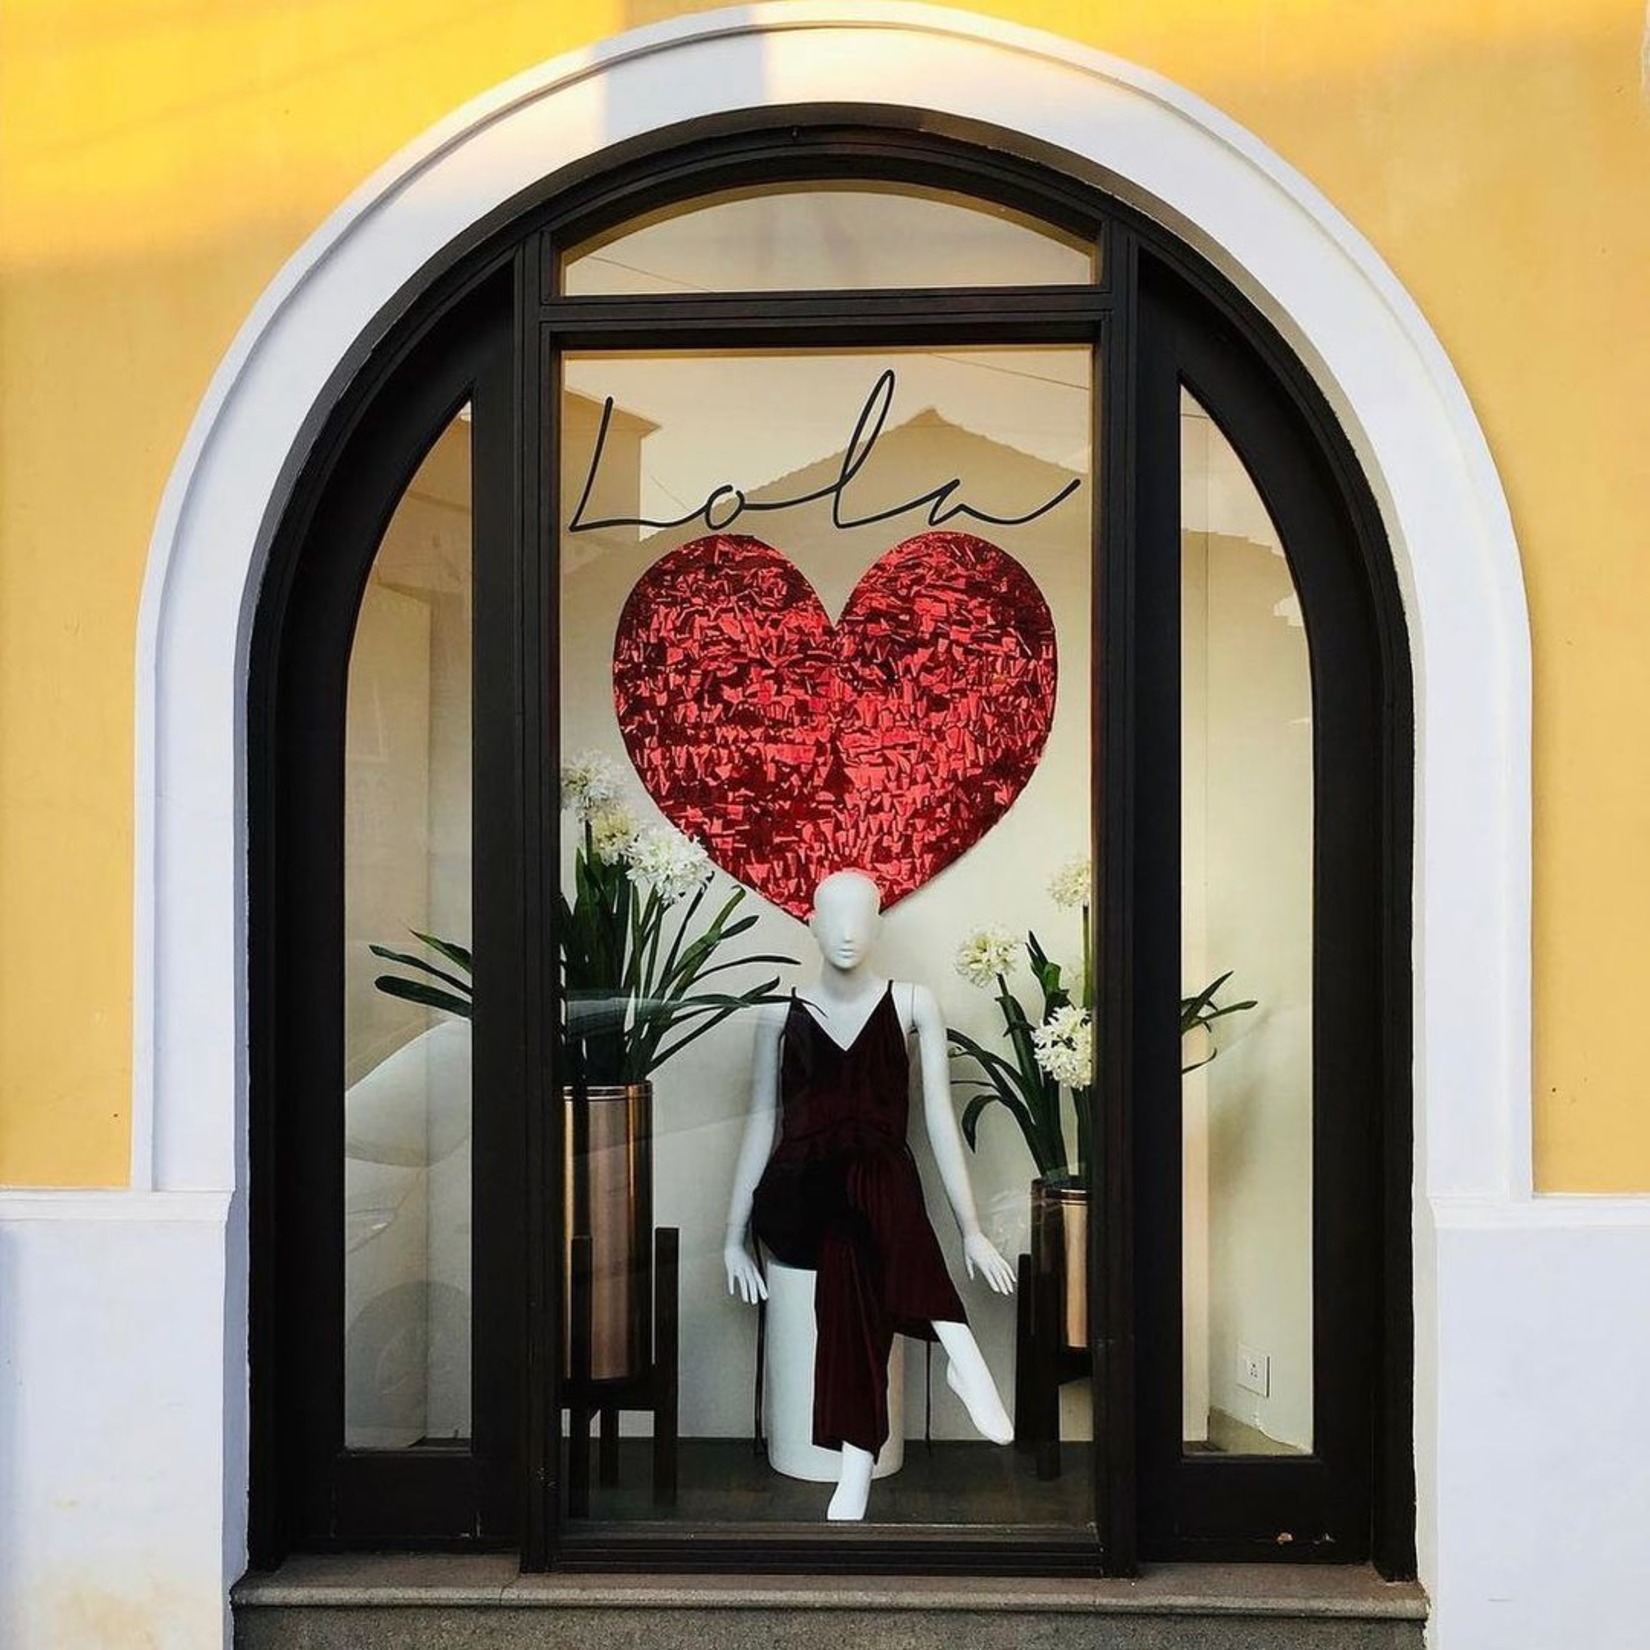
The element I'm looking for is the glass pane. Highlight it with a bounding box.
[557,347,1096,1527]
[561,182,1096,294]
[1180,387,1313,1458]
[342,407,473,1449]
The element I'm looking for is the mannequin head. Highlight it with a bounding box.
[809,871,883,973]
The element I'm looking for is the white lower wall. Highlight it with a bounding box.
[0,1192,234,1650]
[1425,1198,1650,1650]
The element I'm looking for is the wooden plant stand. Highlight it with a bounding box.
[1012,1251,1092,1480]
[564,1226,680,1515]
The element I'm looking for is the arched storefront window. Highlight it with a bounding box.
[251,126,1412,1577]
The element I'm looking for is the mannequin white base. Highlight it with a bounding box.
[762,1259,905,1483]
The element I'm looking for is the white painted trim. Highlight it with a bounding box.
[0,1189,230,1223]
[1431,1193,1650,1231]
[127,3,1538,1641]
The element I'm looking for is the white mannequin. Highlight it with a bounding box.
[724,870,1016,1521]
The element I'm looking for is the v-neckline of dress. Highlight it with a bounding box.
[794,980,894,1055]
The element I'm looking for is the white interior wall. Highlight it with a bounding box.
[340,416,475,1446]
[1180,497,1213,1444]
[414,424,475,1442]
[1199,525,1314,1451]
[1180,399,1314,1453]
[344,587,433,1083]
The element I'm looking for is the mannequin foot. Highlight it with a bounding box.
[936,1323,1014,1444]
[826,1444,875,1521]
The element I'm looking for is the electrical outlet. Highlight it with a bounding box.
[1237,1344,1271,1398]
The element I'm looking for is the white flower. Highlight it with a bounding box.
[627,826,713,904]
[561,750,624,820]
[1032,1004,1094,1089]
[1048,854,1092,911]
[588,803,640,865]
[954,925,1022,990]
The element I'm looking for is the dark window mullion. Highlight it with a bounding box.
[521,234,563,1570]
[1092,225,1141,1578]
[1128,256,1191,1564]
[535,289,1111,350]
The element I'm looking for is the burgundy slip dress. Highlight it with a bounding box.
[750,980,966,1456]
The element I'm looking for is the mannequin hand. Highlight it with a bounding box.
[724,1237,768,1305]
[962,1231,1016,1295]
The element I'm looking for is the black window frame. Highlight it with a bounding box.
[247,115,1414,1583]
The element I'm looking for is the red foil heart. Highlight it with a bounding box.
[611,532,1058,919]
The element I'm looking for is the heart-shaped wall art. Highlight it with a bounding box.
[611,532,1058,920]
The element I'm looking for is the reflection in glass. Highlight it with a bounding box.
[1180,388,1313,1458]
[561,182,1096,295]
[557,347,1095,1524]
[342,408,473,1449]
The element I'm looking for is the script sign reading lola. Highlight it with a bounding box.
[567,368,1083,536]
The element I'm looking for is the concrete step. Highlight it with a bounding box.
[234,1556,1426,1650]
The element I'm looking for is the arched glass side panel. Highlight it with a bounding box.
[1179,386,1313,1459]
[342,406,474,1450]
[560,182,1096,294]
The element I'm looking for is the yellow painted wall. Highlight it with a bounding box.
[2,0,1646,1187]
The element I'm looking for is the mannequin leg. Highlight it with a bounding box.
[934,1320,1013,1444]
[826,1444,876,1521]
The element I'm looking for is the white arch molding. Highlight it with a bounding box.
[132,0,1531,1627]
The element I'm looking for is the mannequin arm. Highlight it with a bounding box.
[723,1002,784,1304]
[912,985,1015,1294]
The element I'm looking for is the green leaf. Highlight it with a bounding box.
[647,980,787,1070]
[409,931,473,975]
[372,976,474,1018]
[1180,971,1232,1030]
[687,952,798,983]
[653,881,712,992]
[660,891,746,997]
[946,1028,1026,1089]
[368,945,472,997]
[1180,969,1258,1072]
[947,1028,1056,1174]
[992,989,1048,1116]
[1025,931,1072,1015]
[635,886,670,999]
[960,1092,996,1151]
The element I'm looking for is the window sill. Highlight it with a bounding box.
[234,1553,1427,1643]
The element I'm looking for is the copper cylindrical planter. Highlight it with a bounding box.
[1030,1177,1089,1352]
[563,1082,652,1380]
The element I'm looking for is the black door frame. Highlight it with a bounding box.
[248,272,521,1550]
[246,114,1414,1582]
[1131,258,1414,1564]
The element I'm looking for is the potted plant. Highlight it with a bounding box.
[950,857,1094,1354]
[375,749,793,1378]
[949,856,1254,1350]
